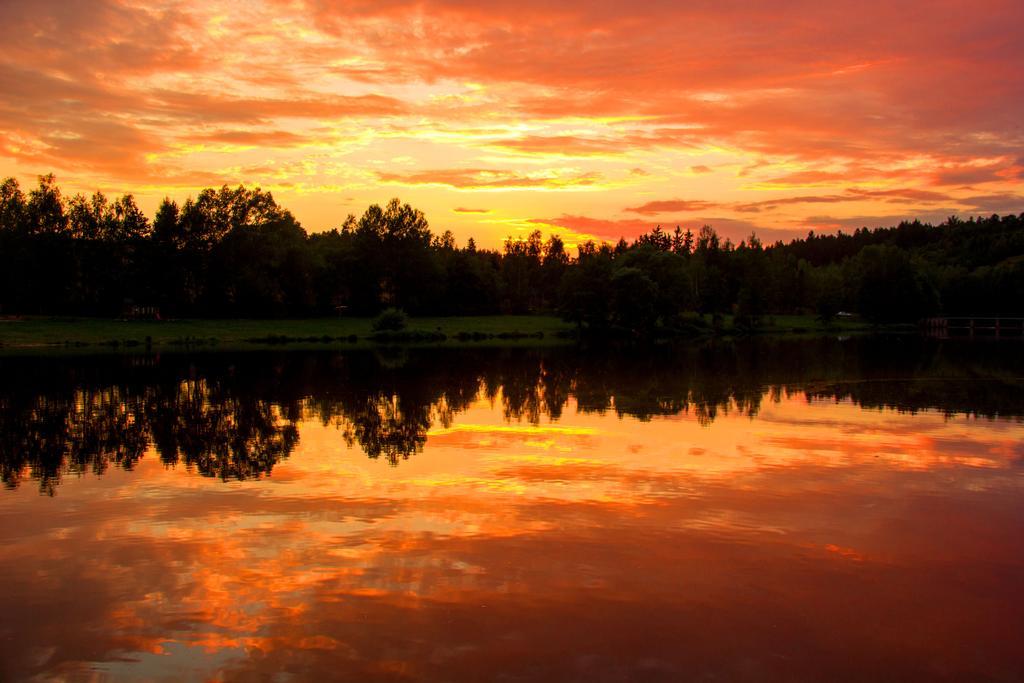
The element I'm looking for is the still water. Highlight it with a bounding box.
[1,338,1022,682]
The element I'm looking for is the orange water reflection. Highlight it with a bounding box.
[0,347,1023,681]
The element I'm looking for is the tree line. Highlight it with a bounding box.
[1,174,1022,327]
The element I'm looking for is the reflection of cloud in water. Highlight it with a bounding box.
[2,412,1022,681]
[0,339,1023,679]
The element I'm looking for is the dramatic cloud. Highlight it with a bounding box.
[961,194,1024,214]
[733,188,956,213]
[626,200,720,215]
[0,0,1021,245]
[528,215,664,241]
[376,169,604,190]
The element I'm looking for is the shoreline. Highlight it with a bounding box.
[0,314,897,353]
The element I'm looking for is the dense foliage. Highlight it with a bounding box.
[1,175,1022,327]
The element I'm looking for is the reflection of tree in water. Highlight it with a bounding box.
[341,395,430,466]
[2,337,1023,491]
[0,387,149,495]
[0,363,302,494]
[308,351,480,465]
[149,379,298,480]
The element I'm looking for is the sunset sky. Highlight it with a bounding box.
[2,0,1023,247]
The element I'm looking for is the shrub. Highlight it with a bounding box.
[372,307,408,332]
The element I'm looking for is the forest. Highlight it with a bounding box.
[1,174,1022,331]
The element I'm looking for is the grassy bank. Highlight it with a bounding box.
[0,313,889,351]
[0,315,573,350]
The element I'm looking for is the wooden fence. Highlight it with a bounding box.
[921,317,1024,338]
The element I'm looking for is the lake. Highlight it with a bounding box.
[1,338,1022,682]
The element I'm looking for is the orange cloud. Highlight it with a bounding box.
[189,130,313,147]
[527,215,658,241]
[626,200,720,215]
[0,0,1020,246]
[732,188,955,213]
[377,169,604,190]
